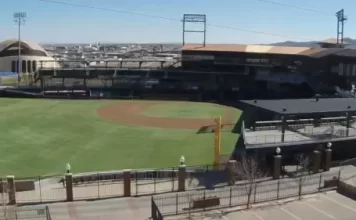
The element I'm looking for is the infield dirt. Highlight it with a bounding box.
[96,102,236,129]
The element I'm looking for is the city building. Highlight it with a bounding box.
[0,39,60,73]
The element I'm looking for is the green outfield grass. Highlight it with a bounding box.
[0,98,241,177]
[141,102,227,119]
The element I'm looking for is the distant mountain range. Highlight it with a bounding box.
[40,38,356,48]
[270,37,356,48]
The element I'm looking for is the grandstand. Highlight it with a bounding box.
[6,41,356,100]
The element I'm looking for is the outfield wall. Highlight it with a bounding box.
[0,87,242,102]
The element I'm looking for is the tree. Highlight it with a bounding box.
[234,156,265,208]
[294,154,311,200]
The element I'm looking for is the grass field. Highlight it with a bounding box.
[141,102,226,119]
[0,98,241,177]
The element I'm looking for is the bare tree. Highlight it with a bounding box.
[295,154,310,174]
[294,154,311,200]
[234,156,265,208]
[188,194,193,220]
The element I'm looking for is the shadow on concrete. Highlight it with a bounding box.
[188,169,229,190]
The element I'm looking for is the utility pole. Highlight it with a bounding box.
[13,12,26,84]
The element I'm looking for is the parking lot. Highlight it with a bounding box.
[225,191,356,220]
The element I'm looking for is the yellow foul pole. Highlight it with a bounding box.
[214,116,222,168]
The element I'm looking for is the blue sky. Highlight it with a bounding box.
[0,0,355,44]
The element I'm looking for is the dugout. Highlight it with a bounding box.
[43,89,90,98]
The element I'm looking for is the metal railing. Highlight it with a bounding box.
[151,197,164,220]
[244,129,356,145]
[71,172,125,200]
[133,168,178,196]
[3,163,228,204]
[37,60,177,72]
[15,175,66,204]
[337,157,356,199]
[0,206,51,220]
[339,157,356,181]
[152,170,339,218]
[253,117,349,131]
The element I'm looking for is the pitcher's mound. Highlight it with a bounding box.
[97,102,235,129]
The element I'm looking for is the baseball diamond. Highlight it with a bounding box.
[0,98,241,177]
[96,102,236,129]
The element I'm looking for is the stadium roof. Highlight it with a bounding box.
[241,98,356,115]
[0,39,50,57]
[182,44,356,58]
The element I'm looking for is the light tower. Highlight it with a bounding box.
[182,14,207,46]
[13,12,26,83]
[336,9,347,46]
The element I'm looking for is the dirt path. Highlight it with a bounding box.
[96,102,236,129]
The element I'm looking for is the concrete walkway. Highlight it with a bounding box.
[7,165,356,220]
[13,174,227,204]
[15,196,152,220]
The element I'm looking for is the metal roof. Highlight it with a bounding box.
[182,44,356,58]
[182,44,316,55]
[0,39,50,56]
[241,98,356,115]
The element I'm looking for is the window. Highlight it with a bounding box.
[11,61,16,73]
[338,63,344,75]
[27,60,32,73]
[22,60,27,73]
[32,61,37,72]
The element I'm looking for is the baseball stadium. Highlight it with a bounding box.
[2,38,356,177]
[2,18,356,179]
